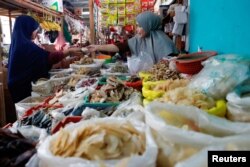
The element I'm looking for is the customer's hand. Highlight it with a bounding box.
[67,47,84,57]
[87,45,98,52]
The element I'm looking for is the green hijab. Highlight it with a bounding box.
[128,11,177,63]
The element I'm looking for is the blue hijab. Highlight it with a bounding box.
[128,11,177,63]
[8,15,50,103]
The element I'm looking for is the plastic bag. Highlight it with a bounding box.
[211,54,250,65]
[145,102,250,167]
[175,144,250,167]
[127,51,154,75]
[111,92,144,121]
[146,102,250,138]
[37,118,158,167]
[189,61,249,99]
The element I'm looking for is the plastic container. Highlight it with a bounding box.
[176,51,217,74]
[142,81,166,100]
[125,80,142,91]
[49,68,73,76]
[96,54,111,59]
[15,96,46,119]
[32,79,52,96]
[139,72,152,81]
[84,95,120,109]
[98,76,127,85]
[206,100,227,117]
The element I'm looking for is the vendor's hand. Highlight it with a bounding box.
[87,45,98,52]
[68,47,84,57]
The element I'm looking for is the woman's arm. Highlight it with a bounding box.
[87,44,119,53]
[48,47,83,65]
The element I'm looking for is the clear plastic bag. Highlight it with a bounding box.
[127,51,154,75]
[145,102,250,167]
[37,118,158,167]
[189,61,249,99]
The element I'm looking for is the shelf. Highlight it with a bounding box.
[0,0,63,18]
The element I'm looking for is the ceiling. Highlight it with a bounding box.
[0,0,90,26]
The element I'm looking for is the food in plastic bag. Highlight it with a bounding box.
[50,122,145,159]
[157,110,200,131]
[127,51,154,75]
[38,118,158,167]
[189,61,249,100]
[153,79,189,91]
[145,102,250,167]
[212,54,250,65]
[158,87,215,110]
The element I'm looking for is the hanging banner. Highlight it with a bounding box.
[41,0,63,12]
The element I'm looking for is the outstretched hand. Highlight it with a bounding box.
[87,45,98,52]
[67,47,84,57]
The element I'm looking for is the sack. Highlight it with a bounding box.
[127,51,154,75]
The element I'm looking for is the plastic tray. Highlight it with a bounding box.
[100,69,130,76]
[98,76,127,85]
[84,95,120,109]
[15,96,46,119]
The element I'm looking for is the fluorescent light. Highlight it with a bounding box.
[82,11,89,15]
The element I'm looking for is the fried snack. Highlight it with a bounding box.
[158,87,215,110]
[50,122,145,160]
[153,79,189,92]
[75,57,94,65]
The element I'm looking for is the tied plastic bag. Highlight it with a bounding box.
[127,51,154,75]
[189,60,249,100]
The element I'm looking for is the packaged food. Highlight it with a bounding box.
[148,0,155,7]
[109,4,118,15]
[109,14,118,25]
[126,3,135,14]
[100,0,109,4]
[126,14,136,25]
[126,0,135,3]
[117,0,125,3]
[141,7,148,12]
[141,0,148,8]
[117,4,126,15]
[109,0,117,3]
[100,3,109,14]
[118,16,126,26]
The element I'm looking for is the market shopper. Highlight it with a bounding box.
[87,11,178,63]
[8,15,83,103]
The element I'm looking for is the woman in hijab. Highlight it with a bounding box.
[87,11,177,63]
[8,15,83,103]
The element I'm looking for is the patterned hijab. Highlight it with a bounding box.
[128,11,177,63]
